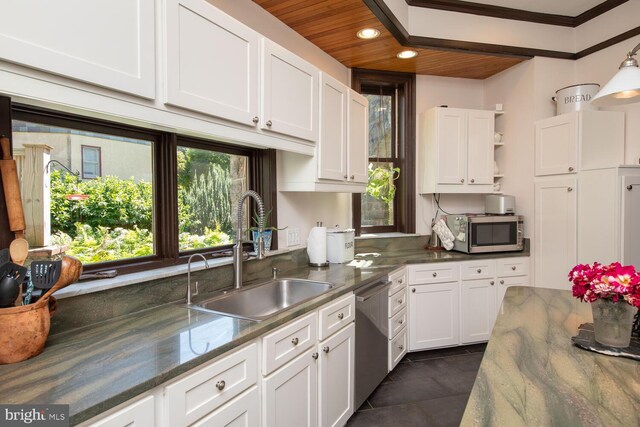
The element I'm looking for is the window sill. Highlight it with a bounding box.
[356,232,421,239]
[54,247,296,300]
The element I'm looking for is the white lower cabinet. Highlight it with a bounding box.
[408,258,530,351]
[318,323,355,427]
[263,348,319,427]
[192,386,259,427]
[409,282,460,351]
[387,268,408,370]
[87,395,154,427]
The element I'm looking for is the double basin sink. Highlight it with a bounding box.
[189,278,334,322]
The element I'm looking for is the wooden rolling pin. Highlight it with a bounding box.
[0,136,26,233]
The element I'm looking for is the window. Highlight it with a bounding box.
[81,146,102,179]
[351,69,416,235]
[3,100,277,273]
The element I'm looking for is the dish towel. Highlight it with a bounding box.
[432,219,455,250]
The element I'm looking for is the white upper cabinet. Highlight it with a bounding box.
[261,39,319,142]
[535,110,624,177]
[420,107,495,193]
[164,0,260,127]
[347,90,369,184]
[0,0,156,98]
[318,73,348,181]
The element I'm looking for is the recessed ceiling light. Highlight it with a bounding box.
[357,28,380,40]
[397,50,418,59]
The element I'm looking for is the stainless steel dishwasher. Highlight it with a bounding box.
[354,278,392,409]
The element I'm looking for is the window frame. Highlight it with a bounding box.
[3,100,278,275]
[351,69,416,236]
[81,145,102,179]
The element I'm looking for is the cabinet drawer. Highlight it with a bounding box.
[389,326,407,371]
[408,263,459,285]
[496,257,529,277]
[388,270,407,296]
[460,260,495,280]
[191,386,259,427]
[88,395,154,427]
[388,307,407,339]
[262,312,317,375]
[165,343,258,427]
[319,293,355,341]
[389,288,407,317]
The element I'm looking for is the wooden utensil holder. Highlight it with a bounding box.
[0,296,56,364]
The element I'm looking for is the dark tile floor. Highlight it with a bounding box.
[347,343,487,427]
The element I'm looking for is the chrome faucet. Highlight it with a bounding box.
[233,190,266,289]
[187,253,209,305]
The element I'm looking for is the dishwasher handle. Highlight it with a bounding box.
[356,280,392,302]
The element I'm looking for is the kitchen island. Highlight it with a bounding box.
[461,287,640,426]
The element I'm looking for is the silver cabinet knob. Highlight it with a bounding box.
[350,175,355,179]
[266,120,273,127]
[432,272,437,277]
[512,266,516,271]
[470,179,475,183]
[291,337,299,345]
[627,185,633,191]
[399,278,403,284]
[399,319,404,324]
[216,380,226,391]
[460,178,465,183]
[568,166,574,172]
[411,288,416,293]
[398,298,403,304]
[323,346,330,353]
[500,280,505,285]
[312,352,319,360]
[338,313,344,320]
[252,116,259,124]
[490,281,495,286]
[343,175,348,179]
[399,344,404,350]
[477,268,482,273]
[567,187,573,192]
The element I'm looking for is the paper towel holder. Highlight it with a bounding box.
[308,221,329,267]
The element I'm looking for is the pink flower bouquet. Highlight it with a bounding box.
[568,262,640,307]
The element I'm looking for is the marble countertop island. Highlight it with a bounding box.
[462,287,640,427]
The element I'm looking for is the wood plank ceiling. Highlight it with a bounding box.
[253,0,524,79]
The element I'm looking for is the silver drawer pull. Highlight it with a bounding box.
[500,280,505,285]
[432,272,437,277]
[398,298,403,303]
[338,313,344,320]
[470,179,475,183]
[477,268,482,273]
[216,380,226,391]
[266,120,272,127]
[323,346,330,353]
[399,319,404,324]
[460,178,465,183]
[399,278,403,284]
[490,281,494,286]
[291,337,299,345]
[567,187,573,192]
[312,352,319,360]
[512,266,516,271]
[412,288,416,293]
[252,116,259,124]
[350,175,355,180]
[399,345,404,351]
[568,166,574,172]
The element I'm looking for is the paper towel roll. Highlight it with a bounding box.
[307,226,327,266]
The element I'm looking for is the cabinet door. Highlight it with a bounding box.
[192,387,259,427]
[317,73,347,181]
[534,178,577,289]
[621,175,640,268]
[0,0,155,99]
[347,90,369,184]
[496,275,529,316]
[436,108,467,185]
[535,113,578,176]
[460,279,496,343]
[409,283,460,351]
[262,39,319,142]
[318,323,355,427]
[263,349,318,427]
[466,110,495,185]
[165,0,260,126]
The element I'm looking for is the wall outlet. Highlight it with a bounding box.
[287,228,300,246]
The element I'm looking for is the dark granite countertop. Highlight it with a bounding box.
[461,287,640,426]
[0,247,529,425]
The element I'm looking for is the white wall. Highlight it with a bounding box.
[415,75,486,235]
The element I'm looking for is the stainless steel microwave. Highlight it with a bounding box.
[444,214,524,253]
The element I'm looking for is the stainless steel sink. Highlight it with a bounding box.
[189,278,334,322]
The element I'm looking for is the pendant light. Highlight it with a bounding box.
[591,42,640,107]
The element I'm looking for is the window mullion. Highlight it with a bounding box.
[155,133,179,260]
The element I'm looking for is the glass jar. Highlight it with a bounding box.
[591,298,637,348]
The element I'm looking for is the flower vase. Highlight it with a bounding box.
[252,230,272,254]
[591,299,636,347]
